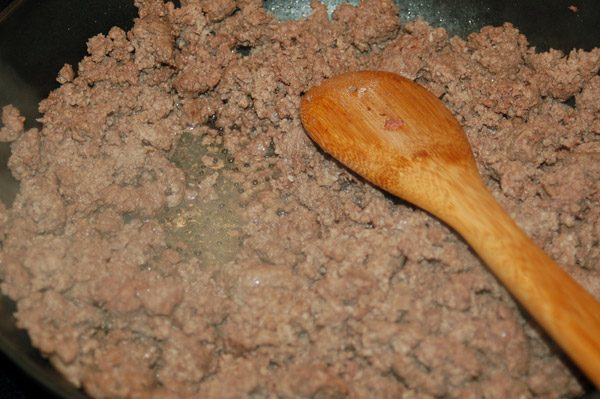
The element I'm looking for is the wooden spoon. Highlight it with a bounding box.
[300,70,600,387]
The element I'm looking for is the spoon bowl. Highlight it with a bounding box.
[300,71,476,213]
[300,70,600,387]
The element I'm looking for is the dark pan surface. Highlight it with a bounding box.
[0,1,599,398]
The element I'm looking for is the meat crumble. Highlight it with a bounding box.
[1,0,599,398]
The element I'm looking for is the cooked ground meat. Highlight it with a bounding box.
[1,0,600,398]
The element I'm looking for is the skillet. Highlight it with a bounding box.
[0,0,599,397]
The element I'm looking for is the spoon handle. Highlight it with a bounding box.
[446,172,600,386]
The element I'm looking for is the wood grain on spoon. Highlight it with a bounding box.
[300,70,600,387]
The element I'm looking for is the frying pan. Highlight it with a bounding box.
[0,0,599,397]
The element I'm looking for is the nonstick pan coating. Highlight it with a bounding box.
[0,1,599,398]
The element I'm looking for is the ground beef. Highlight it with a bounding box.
[1,0,599,398]
[0,105,25,142]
